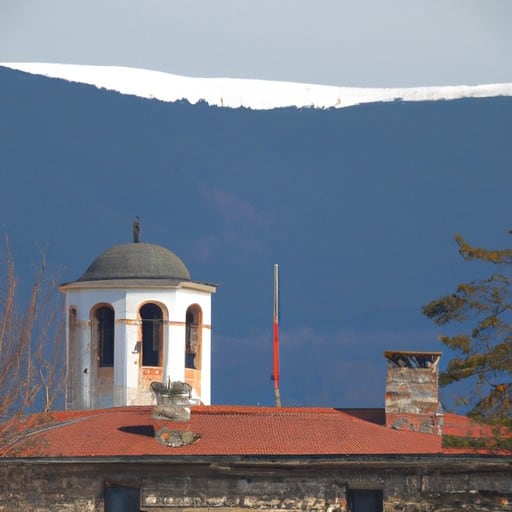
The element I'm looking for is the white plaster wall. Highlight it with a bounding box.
[201,325,212,404]
[172,287,212,404]
[65,288,127,319]
[125,287,212,403]
[65,289,128,408]
[64,285,213,408]
[113,320,128,406]
[80,321,91,409]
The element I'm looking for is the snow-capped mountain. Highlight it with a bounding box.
[2,62,512,110]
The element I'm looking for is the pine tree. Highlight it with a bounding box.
[423,233,512,427]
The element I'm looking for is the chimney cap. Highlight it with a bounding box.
[384,350,442,357]
[384,350,441,368]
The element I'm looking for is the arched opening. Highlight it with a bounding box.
[92,305,115,367]
[185,305,202,370]
[140,303,163,367]
[69,306,78,328]
[69,306,79,355]
[68,306,80,409]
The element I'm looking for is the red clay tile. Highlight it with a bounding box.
[0,405,443,458]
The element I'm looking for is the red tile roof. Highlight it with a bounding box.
[441,413,512,454]
[0,405,444,458]
[442,412,494,437]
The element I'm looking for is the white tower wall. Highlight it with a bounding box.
[61,241,216,410]
[64,284,214,409]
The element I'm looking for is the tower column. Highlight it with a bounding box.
[165,321,186,384]
[200,325,212,405]
[113,317,127,406]
[124,318,141,406]
[79,318,92,409]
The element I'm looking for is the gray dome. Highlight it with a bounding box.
[77,243,191,282]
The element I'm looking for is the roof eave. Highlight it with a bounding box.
[59,279,217,293]
[1,453,510,468]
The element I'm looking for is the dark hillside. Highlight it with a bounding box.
[1,66,511,407]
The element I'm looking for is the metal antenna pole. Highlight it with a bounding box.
[273,264,282,407]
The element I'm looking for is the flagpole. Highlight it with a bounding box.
[273,263,282,407]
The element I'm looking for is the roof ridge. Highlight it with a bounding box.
[191,409,341,417]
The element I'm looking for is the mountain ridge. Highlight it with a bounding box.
[2,62,512,110]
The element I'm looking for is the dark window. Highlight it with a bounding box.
[185,305,202,369]
[68,306,80,407]
[347,490,383,512]
[141,303,163,366]
[104,485,140,512]
[69,306,78,327]
[94,306,114,367]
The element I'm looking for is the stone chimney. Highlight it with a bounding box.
[384,351,443,435]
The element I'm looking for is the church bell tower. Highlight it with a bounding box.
[60,226,216,410]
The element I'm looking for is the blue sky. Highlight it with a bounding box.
[1,1,511,87]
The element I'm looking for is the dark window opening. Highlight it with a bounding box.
[69,307,78,327]
[185,305,201,369]
[141,303,163,367]
[104,485,140,512]
[68,306,80,408]
[347,489,383,512]
[94,306,114,367]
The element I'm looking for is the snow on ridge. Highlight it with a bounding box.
[2,62,512,110]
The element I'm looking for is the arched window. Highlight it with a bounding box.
[140,303,163,367]
[92,305,115,367]
[69,306,78,335]
[185,305,202,369]
[68,306,79,358]
[67,306,80,407]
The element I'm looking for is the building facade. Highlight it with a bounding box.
[0,235,510,512]
[0,405,510,512]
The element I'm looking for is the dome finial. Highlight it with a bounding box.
[133,216,140,243]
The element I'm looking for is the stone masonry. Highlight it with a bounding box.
[0,457,510,512]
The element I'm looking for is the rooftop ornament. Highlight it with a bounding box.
[151,380,201,447]
[133,216,140,243]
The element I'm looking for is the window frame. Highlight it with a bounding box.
[140,302,164,367]
[91,304,115,368]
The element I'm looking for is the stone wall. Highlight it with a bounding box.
[384,351,442,435]
[0,458,510,512]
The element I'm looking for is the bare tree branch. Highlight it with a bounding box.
[0,239,65,423]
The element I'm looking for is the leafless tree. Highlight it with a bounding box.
[0,237,65,423]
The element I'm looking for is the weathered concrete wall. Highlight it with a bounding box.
[0,460,510,512]
[384,469,512,512]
